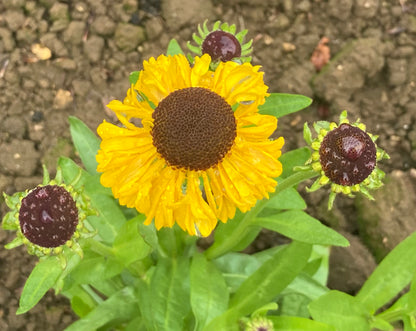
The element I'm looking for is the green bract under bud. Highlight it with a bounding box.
[2,166,96,268]
[300,111,389,209]
[187,20,253,69]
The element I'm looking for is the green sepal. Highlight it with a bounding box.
[306,177,322,193]
[327,191,336,210]
[303,123,313,145]
[3,191,21,209]
[186,42,201,55]
[2,211,18,230]
[5,236,23,249]
[42,164,50,184]
[193,33,203,44]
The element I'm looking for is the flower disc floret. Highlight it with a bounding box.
[19,185,78,248]
[152,87,236,171]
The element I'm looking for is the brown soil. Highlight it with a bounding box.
[1,0,416,329]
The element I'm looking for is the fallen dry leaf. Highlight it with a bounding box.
[311,37,330,72]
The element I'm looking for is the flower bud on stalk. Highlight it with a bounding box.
[300,111,389,209]
[2,166,95,268]
[187,20,253,69]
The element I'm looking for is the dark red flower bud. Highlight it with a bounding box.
[319,123,376,186]
[201,30,242,62]
[19,185,79,248]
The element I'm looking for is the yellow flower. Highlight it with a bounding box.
[96,54,284,237]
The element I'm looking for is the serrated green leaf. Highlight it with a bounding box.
[270,316,336,331]
[356,231,416,314]
[309,290,370,331]
[68,117,100,175]
[167,39,184,56]
[258,93,312,118]
[252,210,349,247]
[17,257,63,314]
[190,253,229,330]
[64,287,138,331]
[113,215,151,266]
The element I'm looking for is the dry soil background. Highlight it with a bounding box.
[0,0,416,330]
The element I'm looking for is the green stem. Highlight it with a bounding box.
[205,170,318,260]
[87,239,114,258]
[375,308,407,324]
[81,284,104,304]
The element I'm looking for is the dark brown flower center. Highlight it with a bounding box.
[202,30,242,62]
[151,87,236,171]
[319,123,376,186]
[19,185,78,248]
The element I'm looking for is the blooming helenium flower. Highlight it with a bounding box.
[96,54,284,237]
[2,167,93,267]
[187,20,253,67]
[302,111,389,209]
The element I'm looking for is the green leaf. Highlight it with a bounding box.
[59,157,126,243]
[113,215,152,266]
[209,209,261,254]
[64,287,138,331]
[205,242,312,330]
[309,290,370,331]
[190,253,229,330]
[252,210,349,247]
[370,317,394,331]
[58,156,89,189]
[125,316,147,331]
[68,117,100,175]
[167,38,184,56]
[258,93,312,118]
[69,251,123,284]
[85,187,127,244]
[270,316,335,331]
[213,252,261,293]
[262,187,307,211]
[70,288,99,318]
[230,241,311,314]
[17,257,63,314]
[279,147,311,179]
[129,71,140,84]
[356,231,416,314]
[142,257,191,331]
